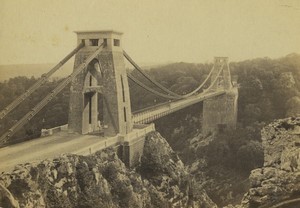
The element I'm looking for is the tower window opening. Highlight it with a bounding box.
[114,39,120,46]
[89,96,92,124]
[89,75,92,86]
[103,39,107,47]
[90,39,99,46]
[123,107,127,122]
[121,75,125,102]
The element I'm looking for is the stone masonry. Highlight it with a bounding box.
[202,57,238,135]
[68,31,132,136]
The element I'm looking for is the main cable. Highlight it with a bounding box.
[124,50,216,98]
[127,73,180,100]
[0,44,104,144]
[0,42,85,120]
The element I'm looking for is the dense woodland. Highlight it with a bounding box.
[0,53,300,167]
[0,53,300,206]
[146,53,300,205]
[132,53,300,172]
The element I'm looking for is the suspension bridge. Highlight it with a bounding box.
[0,30,238,168]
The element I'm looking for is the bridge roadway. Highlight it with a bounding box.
[0,124,155,173]
[132,90,225,124]
[0,90,225,172]
[0,133,112,173]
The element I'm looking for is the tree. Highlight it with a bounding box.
[243,104,261,125]
[236,141,264,172]
[285,96,300,117]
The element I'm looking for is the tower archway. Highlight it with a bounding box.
[82,59,102,134]
[68,31,132,136]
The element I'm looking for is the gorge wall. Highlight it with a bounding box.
[0,132,216,208]
[228,117,300,208]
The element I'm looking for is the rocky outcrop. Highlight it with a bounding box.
[0,131,216,208]
[140,132,216,208]
[228,117,300,208]
[181,133,251,207]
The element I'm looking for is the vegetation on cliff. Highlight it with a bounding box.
[226,117,300,208]
[1,53,299,144]
[0,132,216,208]
[0,53,300,206]
[147,53,300,206]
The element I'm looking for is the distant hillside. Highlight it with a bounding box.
[1,53,299,82]
[0,61,169,82]
[0,63,74,81]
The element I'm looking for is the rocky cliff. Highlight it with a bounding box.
[228,117,300,208]
[0,132,216,208]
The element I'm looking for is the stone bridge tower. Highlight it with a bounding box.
[202,57,238,135]
[68,31,132,136]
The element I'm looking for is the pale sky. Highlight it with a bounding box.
[0,0,299,66]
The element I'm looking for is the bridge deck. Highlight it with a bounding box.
[133,90,225,124]
[0,123,155,173]
[0,133,108,172]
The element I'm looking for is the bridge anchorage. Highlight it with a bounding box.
[0,30,238,167]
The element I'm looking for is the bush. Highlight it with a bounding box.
[236,141,264,172]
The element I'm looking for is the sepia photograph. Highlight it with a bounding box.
[0,0,300,207]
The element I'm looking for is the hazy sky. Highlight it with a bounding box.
[0,0,299,65]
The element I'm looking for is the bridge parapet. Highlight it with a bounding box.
[132,91,225,124]
[41,124,69,137]
[122,123,155,167]
[73,133,123,155]
[124,123,155,141]
[73,123,155,167]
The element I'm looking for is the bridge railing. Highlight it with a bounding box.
[73,134,122,155]
[132,90,226,124]
[41,124,68,137]
[132,100,172,114]
[124,123,155,142]
[72,123,155,156]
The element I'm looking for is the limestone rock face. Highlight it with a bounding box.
[141,132,217,208]
[228,117,300,208]
[0,131,216,208]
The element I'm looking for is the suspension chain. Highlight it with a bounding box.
[124,50,217,98]
[0,44,104,144]
[127,73,180,100]
[0,42,85,120]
